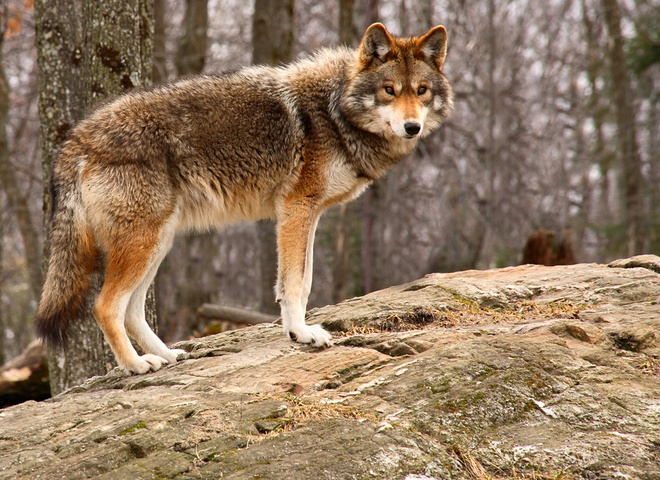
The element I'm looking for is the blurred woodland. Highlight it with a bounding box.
[0,0,658,365]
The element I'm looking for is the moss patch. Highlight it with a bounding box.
[119,421,147,436]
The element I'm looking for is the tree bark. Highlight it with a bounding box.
[252,0,295,314]
[36,0,155,395]
[601,0,645,255]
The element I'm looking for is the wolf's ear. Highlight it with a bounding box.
[415,25,448,71]
[359,23,397,67]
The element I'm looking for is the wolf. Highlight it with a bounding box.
[36,23,454,374]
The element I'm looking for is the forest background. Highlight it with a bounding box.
[0,0,658,366]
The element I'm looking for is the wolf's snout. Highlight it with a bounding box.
[404,122,421,136]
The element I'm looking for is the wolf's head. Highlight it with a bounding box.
[342,23,454,140]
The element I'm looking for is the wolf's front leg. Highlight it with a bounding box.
[301,215,321,312]
[276,203,332,347]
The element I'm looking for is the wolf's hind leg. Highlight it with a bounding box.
[94,232,172,374]
[124,224,186,364]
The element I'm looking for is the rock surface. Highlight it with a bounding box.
[1,257,660,479]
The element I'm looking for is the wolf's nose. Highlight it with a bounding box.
[404,122,421,136]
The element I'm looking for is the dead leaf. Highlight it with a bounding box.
[5,12,23,39]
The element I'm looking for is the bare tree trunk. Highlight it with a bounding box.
[176,0,208,76]
[256,223,280,314]
[339,0,356,46]
[252,0,294,66]
[0,216,4,366]
[331,0,356,303]
[362,190,374,294]
[331,205,351,303]
[252,0,294,314]
[419,0,434,31]
[481,0,497,267]
[153,0,168,84]
[159,0,212,338]
[648,96,660,251]
[399,0,409,36]
[581,0,611,226]
[0,19,42,304]
[363,0,379,28]
[36,0,154,395]
[359,0,379,294]
[601,0,645,255]
[36,0,90,395]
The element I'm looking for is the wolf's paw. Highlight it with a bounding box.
[287,324,333,347]
[123,354,170,375]
[160,348,187,364]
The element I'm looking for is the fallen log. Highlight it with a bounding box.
[197,304,278,326]
[0,339,50,407]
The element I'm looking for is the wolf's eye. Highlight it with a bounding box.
[384,86,395,96]
[417,86,428,95]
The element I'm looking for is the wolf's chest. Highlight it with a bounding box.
[321,159,371,207]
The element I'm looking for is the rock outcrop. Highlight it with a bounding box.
[1,256,659,479]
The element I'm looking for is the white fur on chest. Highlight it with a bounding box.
[323,158,371,205]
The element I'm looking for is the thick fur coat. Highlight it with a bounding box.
[36,23,454,374]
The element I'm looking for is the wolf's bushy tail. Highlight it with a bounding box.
[35,174,99,347]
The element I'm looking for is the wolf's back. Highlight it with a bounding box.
[35,152,99,346]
